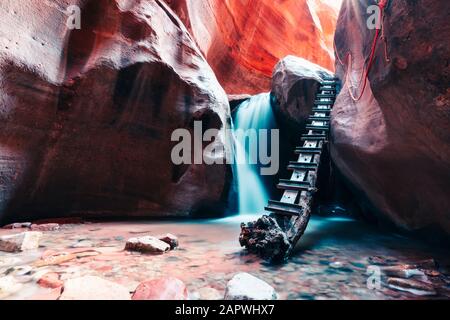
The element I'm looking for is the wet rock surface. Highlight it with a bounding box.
[240,216,291,263]
[0,232,42,253]
[332,0,450,234]
[0,217,449,300]
[60,276,131,300]
[132,277,188,300]
[0,0,231,223]
[271,56,333,143]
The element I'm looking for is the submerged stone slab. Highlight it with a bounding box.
[2,222,32,229]
[387,278,437,296]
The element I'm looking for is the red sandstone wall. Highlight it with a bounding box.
[166,0,340,94]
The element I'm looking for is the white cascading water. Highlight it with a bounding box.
[232,93,277,216]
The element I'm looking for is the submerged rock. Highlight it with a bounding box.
[60,276,131,300]
[381,265,427,280]
[225,273,278,300]
[381,265,427,279]
[125,236,170,254]
[132,277,188,300]
[387,278,437,297]
[239,215,291,262]
[0,232,42,253]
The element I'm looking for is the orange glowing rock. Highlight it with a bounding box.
[167,0,341,94]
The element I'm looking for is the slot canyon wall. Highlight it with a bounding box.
[0,0,232,223]
[331,0,450,234]
[166,0,340,94]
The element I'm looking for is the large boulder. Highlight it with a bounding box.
[166,0,340,94]
[332,0,450,234]
[0,0,231,223]
[271,56,333,143]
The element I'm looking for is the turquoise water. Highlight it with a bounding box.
[232,93,277,215]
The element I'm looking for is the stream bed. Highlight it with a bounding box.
[1,215,449,300]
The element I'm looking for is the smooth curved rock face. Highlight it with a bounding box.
[272,56,333,143]
[332,0,450,233]
[0,0,231,222]
[166,0,340,94]
[132,277,188,300]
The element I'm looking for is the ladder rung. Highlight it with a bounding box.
[314,101,333,106]
[317,94,335,99]
[287,162,319,171]
[312,108,332,113]
[265,200,304,217]
[309,116,330,121]
[306,125,330,131]
[319,87,336,91]
[295,147,322,155]
[277,179,313,192]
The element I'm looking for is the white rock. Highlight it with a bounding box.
[0,276,23,299]
[125,236,170,253]
[157,233,179,250]
[225,273,278,300]
[0,232,42,253]
[60,276,131,300]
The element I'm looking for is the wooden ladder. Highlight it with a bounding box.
[265,76,339,259]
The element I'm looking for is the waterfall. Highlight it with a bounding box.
[232,93,277,216]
